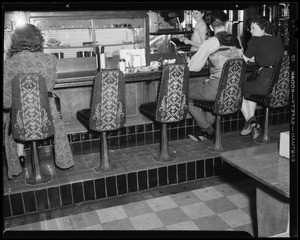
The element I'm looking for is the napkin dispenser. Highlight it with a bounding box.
[279,131,289,159]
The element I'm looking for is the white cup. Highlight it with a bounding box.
[150,61,161,69]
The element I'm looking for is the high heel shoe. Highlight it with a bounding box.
[19,156,25,168]
[241,116,258,136]
[251,127,260,140]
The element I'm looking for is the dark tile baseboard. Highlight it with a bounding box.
[4,107,289,219]
[4,156,239,219]
[21,107,290,153]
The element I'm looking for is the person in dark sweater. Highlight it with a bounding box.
[240,15,284,140]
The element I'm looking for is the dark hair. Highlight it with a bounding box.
[7,23,44,58]
[246,15,276,35]
[210,11,228,28]
[159,10,184,23]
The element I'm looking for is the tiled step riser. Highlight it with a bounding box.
[4,157,239,218]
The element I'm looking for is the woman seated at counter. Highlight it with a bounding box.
[240,15,284,140]
[3,23,74,179]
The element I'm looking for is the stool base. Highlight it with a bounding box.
[94,163,118,173]
[26,169,51,185]
[254,135,272,144]
[153,153,176,162]
[208,146,228,153]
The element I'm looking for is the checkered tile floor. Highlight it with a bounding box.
[5,178,256,235]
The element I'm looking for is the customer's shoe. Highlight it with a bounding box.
[188,128,203,142]
[188,133,201,142]
[251,127,260,140]
[19,156,25,168]
[198,131,214,142]
[241,116,258,136]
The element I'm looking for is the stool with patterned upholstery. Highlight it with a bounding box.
[193,59,246,151]
[245,56,290,143]
[77,69,126,172]
[139,63,190,162]
[11,73,55,185]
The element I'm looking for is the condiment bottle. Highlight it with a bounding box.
[119,59,126,73]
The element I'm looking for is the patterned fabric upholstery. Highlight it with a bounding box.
[193,59,246,116]
[139,64,190,123]
[247,56,290,108]
[11,73,55,141]
[77,69,126,132]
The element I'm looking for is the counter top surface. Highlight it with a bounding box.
[220,143,289,198]
[55,63,258,89]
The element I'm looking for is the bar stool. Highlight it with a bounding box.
[139,63,190,162]
[11,73,55,185]
[245,56,290,143]
[193,58,247,151]
[77,69,126,172]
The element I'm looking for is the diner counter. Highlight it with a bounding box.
[53,63,257,133]
[54,68,210,89]
[54,63,258,89]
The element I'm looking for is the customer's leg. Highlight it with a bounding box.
[188,104,213,129]
[241,98,250,121]
[241,78,262,136]
[240,99,259,136]
[189,79,216,128]
[247,100,257,119]
[17,142,24,156]
[16,142,25,168]
[188,80,216,141]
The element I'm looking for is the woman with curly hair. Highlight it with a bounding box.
[3,23,74,179]
[240,15,284,140]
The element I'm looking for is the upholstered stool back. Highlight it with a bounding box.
[11,73,54,185]
[139,63,190,162]
[245,56,290,143]
[214,58,246,115]
[193,59,246,151]
[156,64,190,123]
[266,56,290,108]
[77,69,126,172]
[89,69,126,131]
[11,73,55,141]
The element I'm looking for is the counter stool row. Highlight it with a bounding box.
[8,56,289,185]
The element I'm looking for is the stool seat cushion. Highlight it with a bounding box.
[192,100,215,112]
[139,102,157,122]
[246,94,266,105]
[77,108,91,130]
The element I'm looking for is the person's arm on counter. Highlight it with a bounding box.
[242,37,258,63]
[188,36,220,72]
